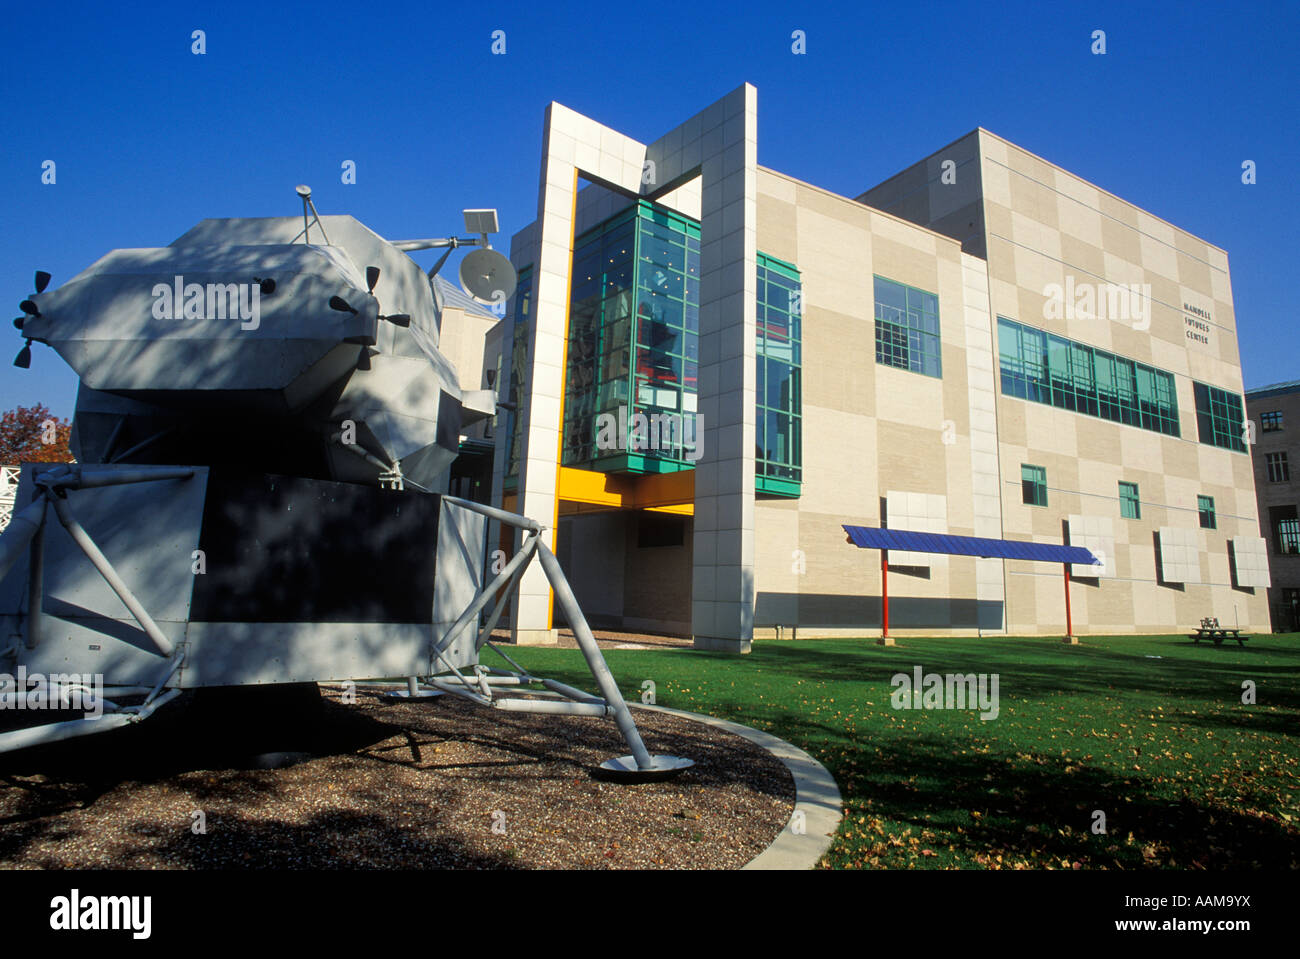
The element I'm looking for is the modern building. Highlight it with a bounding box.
[473,82,1270,650]
[1245,381,1300,631]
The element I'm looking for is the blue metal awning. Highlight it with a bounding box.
[843,525,1099,565]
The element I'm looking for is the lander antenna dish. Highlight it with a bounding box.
[458,247,517,306]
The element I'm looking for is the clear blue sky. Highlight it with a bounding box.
[2,0,1296,421]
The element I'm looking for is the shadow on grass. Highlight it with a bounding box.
[741,641,1300,713]
[787,721,1298,869]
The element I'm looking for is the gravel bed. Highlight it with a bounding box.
[0,686,794,869]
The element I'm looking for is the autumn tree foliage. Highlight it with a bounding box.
[0,404,75,463]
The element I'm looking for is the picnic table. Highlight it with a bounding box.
[1190,617,1250,646]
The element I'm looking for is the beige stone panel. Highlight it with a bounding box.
[799,180,875,228]
[1147,335,1189,378]
[999,480,1034,540]
[1076,419,1122,468]
[978,131,1010,165]
[1081,580,1135,628]
[1098,192,1140,229]
[1230,453,1258,498]
[1173,229,1212,263]
[800,406,877,516]
[754,502,801,595]
[1008,172,1059,229]
[1210,264,1232,304]
[1126,539,1156,581]
[798,206,876,273]
[984,200,1014,246]
[1032,569,1066,632]
[1136,210,1177,248]
[870,210,939,256]
[988,275,1022,322]
[1101,250,1145,290]
[1177,253,1212,293]
[1055,195,1104,250]
[1100,215,1142,263]
[871,239,944,296]
[756,193,798,266]
[1059,234,1106,286]
[1163,440,1203,483]
[1010,209,1044,252]
[875,366,947,433]
[1064,313,1119,351]
[1017,283,1056,330]
[996,399,1027,448]
[1214,298,1237,336]
[980,152,1012,205]
[1011,245,1057,307]
[876,421,950,496]
[805,245,871,322]
[1051,166,1101,207]
[1144,232,1185,283]
[1133,581,1175,627]
[798,510,879,604]
[1023,402,1078,457]
[1196,445,1237,489]
[943,441,977,532]
[941,376,973,433]
[802,308,873,414]
[1119,427,1165,478]
[757,167,797,204]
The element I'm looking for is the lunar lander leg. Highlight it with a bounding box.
[376,496,694,783]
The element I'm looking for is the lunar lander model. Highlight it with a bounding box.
[0,189,690,779]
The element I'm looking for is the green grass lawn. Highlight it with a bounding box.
[492,633,1300,869]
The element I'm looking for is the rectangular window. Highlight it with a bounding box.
[874,276,942,379]
[1266,452,1290,483]
[1280,518,1300,555]
[1274,506,1300,555]
[1022,464,1048,507]
[1198,495,1216,530]
[1192,381,1247,452]
[997,317,1180,437]
[1119,481,1141,519]
[1261,410,1283,432]
[756,253,802,496]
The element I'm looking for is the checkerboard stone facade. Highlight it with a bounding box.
[490,100,1268,644]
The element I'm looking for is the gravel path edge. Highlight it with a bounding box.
[630,704,841,870]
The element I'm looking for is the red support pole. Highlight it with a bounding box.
[1063,563,1073,640]
[881,550,890,640]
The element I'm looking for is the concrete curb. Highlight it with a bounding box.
[631,703,842,870]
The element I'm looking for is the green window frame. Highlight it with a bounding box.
[1119,481,1141,519]
[874,275,941,379]
[1192,381,1247,453]
[756,252,802,497]
[561,202,699,474]
[997,317,1180,437]
[1198,495,1216,530]
[557,202,801,494]
[1022,464,1048,507]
